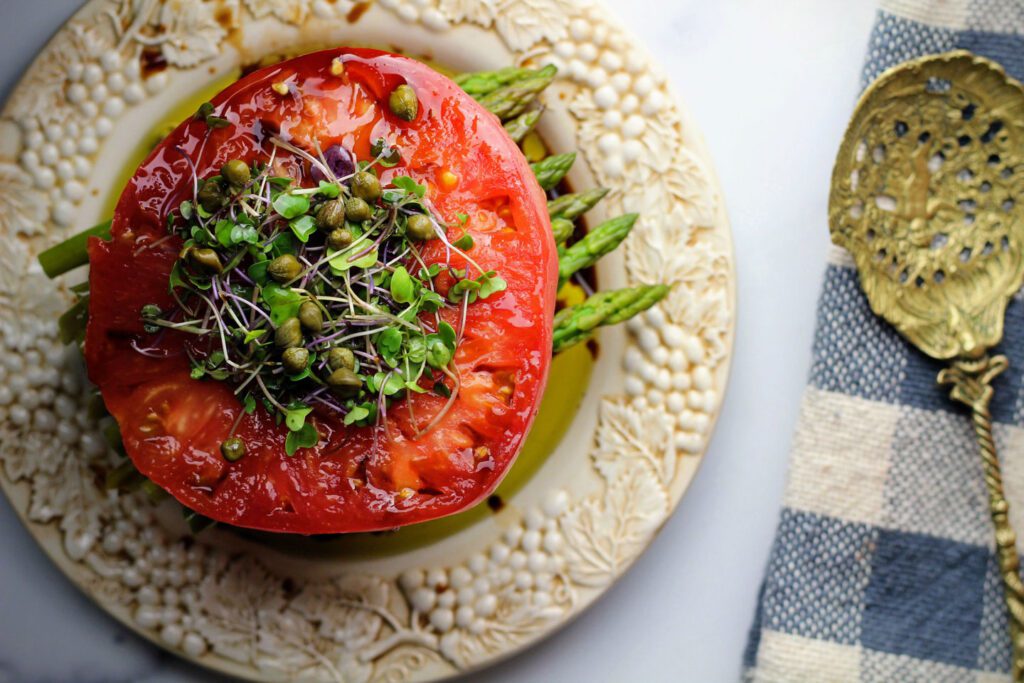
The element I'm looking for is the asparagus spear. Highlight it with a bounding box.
[558,213,637,286]
[478,65,557,120]
[455,66,535,97]
[551,217,575,246]
[38,219,112,278]
[58,295,89,344]
[504,107,544,143]
[531,152,576,191]
[548,187,610,220]
[552,284,670,354]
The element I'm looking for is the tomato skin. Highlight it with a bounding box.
[86,48,556,534]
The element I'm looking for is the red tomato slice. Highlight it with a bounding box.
[85,48,556,534]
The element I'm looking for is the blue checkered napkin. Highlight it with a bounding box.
[743,2,1024,681]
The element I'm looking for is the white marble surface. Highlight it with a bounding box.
[0,1,878,681]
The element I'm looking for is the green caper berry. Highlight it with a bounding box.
[326,366,362,397]
[221,159,250,188]
[189,247,224,273]
[221,437,246,462]
[281,346,309,373]
[298,300,323,333]
[344,197,372,222]
[406,214,436,241]
[275,317,303,349]
[327,347,356,371]
[328,229,354,250]
[267,254,303,283]
[317,199,346,231]
[197,178,226,212]
[389,84,419,122]
[351,171,381,202]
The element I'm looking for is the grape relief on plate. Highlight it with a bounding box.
[0,0,732,680]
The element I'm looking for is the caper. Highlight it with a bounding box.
[197,178,226,212]
[189,247,224,273]
[406,214,436,241]
[267,254,302,283]
[281,346,310,373]
[275,317,303,349]
[351,171,381,202]
[326,366,362,396]
[317,199,346,231]
[221,159,250,188]
[389,84,419,122]
[344,197,372,222]
[221,437,246,462]
[327,228,354,250]
[327,346,356,371]
[298,300,323,333]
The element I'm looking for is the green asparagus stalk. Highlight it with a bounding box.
[455,66,535,97]
[547,187,610,220]
[504,107,544,144]
[558,213,637,286]
[531,152,576,191]
[58,295,89,344]
[478,65,557,121]
[552,284,670,354]
[551,217,575,246]
[38,219,112,278]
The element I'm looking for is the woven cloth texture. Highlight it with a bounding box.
[744,1,1024,681]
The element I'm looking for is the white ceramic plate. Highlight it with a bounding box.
[0,1,734,680]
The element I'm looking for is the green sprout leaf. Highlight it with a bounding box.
[285,421,318,456]
[317,181,341,198]
[426,336,452,368]
[391,176,426,198]
[453,233,474,250]
[327,237,377,273]
[243,329,267,344]
[262,283,303,325]
[438,321,457,349]
[343,404,370,426]
[289,215,317,243]
[273,193,310,219]
[284,404,313,432]
[478,274,507,300]
[390,266,415,304]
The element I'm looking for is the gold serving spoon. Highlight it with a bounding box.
[829,50,1024,679]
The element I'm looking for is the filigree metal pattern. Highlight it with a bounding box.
[830,50,1024,360]
[830,51,1024,681]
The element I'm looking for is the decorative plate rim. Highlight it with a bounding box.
[0,1,735,681]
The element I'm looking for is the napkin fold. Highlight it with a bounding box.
[744,2,1024,681]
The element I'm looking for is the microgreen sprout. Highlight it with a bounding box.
[137,140,505,457]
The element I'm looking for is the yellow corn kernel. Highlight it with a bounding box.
[271,81,290,96]
[330,58,345,76]
[399,487,415,499]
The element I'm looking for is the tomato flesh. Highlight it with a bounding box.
[85,49,557,534]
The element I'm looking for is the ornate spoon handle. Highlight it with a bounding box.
[939,355,1024,680]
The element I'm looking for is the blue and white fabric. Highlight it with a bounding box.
[744,1,1024,680]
